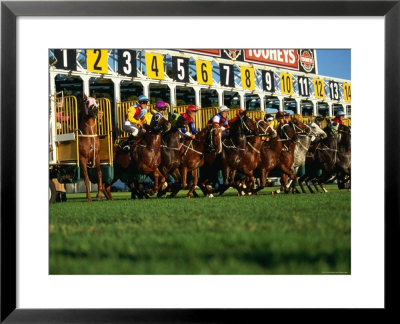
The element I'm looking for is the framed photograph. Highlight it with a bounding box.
[1,0,398,322]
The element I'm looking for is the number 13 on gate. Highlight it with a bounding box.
[145,52,164,80]
[87,49,108,74]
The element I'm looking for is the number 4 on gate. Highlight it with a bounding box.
[145,52,164,80]
[87,49,108,74]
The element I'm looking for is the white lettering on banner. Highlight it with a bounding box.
[289,51,296,64]
[283,50,289,62]
[277,50,283,62]
[244,49,300,69]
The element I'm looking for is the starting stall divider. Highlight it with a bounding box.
[53,95,113,167]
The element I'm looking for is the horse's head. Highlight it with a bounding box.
[255,118,277,138]
[290,117,311,136]
[175,115,189,129]
[308,121,327,140]
[239,112,258,135]
[208,124,223,154]
[83,95,99,119]
[150,112,171,133]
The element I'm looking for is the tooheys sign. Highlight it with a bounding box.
[182,49,317,74]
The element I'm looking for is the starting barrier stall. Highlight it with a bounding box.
[49,95,114,183]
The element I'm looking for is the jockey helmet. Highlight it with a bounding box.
[336,111,345,117]
[264,114,274,122]
[283,111,290,117]
[138,95,149,103]
[155,100,169,111]
[187,105,198,113]
[276,111,284,119]
[315,116,324,123]
[218,105,230,113]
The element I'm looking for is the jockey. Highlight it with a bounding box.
[275,111,290,139]
[122,104,148,138]
[228,107,246,125]
[154,100,169,114]
[314,115,324,127]
[209,105,230,136]
[332,111,345,124]
[180,104,198,139]
[265,112,279,130]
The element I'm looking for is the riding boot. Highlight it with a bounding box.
[61,192,67,202]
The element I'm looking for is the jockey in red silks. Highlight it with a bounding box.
[208,105,230,136]
[180,105,198,139]
[332,111,345,124]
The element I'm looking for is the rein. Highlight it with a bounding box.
[161,144,182,151]
[222,138,245,151]
[181,140,204,156]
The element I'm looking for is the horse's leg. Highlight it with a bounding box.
[181,165,188,189]
[187,169,198,199]
[95,155,103,201]
[298,174,307,193]
[79,158,92,202]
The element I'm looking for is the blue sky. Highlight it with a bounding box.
[316,49,351,80]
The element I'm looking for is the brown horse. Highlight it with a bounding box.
[131,112,171,195]
[157,114,188,198]
[271,121,300,194]
[180,124,222,198]
[78,95,110,202]
[220,112,260,196]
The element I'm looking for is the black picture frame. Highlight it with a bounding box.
[1,0,398,322]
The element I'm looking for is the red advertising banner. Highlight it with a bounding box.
[244,49,299,69]
[184,49,221,57]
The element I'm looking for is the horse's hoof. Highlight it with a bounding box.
[162,182,168,190]
[248,192,252,196]
[208,194,214,198]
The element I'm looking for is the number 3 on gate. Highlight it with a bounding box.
[87,49,108,74]
[145,52,164,80]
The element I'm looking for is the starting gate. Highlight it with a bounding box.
[50,95,113,183]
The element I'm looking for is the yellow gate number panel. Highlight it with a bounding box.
[313,78,325,99]
[280,73,293,95]
[145,52,164,80]
[240,67,255,90]
[343,83,351,102]
[196,60,213,85]
[87,49,108,74]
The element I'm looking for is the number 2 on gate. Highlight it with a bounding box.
[87,49,108,74]
[145,52,164,80]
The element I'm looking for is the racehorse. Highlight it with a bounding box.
[78,95,111,202]
[220,112,260,195]
[336,123,351,189]
[298,123,351,193]
[180,123,222,198]
[130,112,171,196]
[157,114,188,198]
[286,118,327,193]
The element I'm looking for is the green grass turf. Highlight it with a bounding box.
[49,185,350,275]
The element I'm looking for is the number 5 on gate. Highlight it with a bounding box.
[145,52,164,80]
[87,49,108,74]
